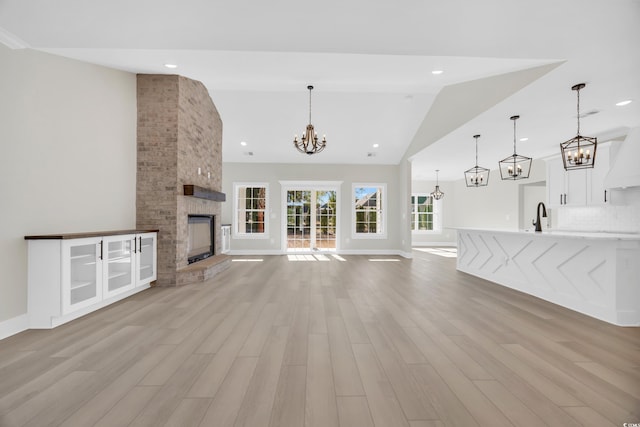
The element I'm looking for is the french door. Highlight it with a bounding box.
[283,185,338,251]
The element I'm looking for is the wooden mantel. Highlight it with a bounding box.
[183,185,226,202]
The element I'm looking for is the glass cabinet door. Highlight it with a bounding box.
[103,234,136,298]
[62,237,102,314]
[136,232,157,286]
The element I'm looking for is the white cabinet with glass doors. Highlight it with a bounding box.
[102,234,136,299]
[26,230,157,329]
[136,232,157,286]
[62,237,103,314]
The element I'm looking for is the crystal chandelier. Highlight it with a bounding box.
[499,115,532,180]
[560,83,597,170]
[293,85,327,155]
[464,135,490,187]
[430,169,444,200]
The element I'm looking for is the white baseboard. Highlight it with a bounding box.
[337,249,409,257]
[0,313,29,341]
[411,241,457,247]
[229,249,285,256]
[229,249,412,258]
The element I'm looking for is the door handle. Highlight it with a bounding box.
[139,236,143,253]
[99,240,103,260]
[604,190,607,203]
[133,237,137,253]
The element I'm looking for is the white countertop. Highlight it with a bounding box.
[452,227,640,240]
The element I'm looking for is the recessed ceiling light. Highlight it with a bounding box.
[616,99,632,106]
[520,137,529,142]
[164,63,177,69]
[372,143,380,148]
[240,141,247,146]
[432,70,443,75]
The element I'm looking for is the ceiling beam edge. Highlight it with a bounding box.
[402,61,565,162]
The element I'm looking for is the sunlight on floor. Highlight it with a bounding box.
[413,247,458,258]
[287,254,331,261]
[331,254,346,262]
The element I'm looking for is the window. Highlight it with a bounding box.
[234,183,268,237]
[411,194,441,232]
[353,184,386,238]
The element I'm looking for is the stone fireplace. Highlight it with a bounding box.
[136,74,230,286]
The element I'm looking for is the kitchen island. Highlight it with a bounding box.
[455,228,640,326]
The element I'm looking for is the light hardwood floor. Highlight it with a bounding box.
[1,250,639,426]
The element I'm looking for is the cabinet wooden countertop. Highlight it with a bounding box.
[25,229,159,240]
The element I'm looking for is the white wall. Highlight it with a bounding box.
[222,162,405,254]
[520,182,547,230]
[447,159,548,231]
[0,45,137,326]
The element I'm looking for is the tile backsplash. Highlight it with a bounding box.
[556,189,640,232]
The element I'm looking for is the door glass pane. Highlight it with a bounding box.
[139,236,154,280]
[69,243,98,305]
[287,190,311,250]
[286,189,337,251]
[107,239,132,292]
[316,190,336,250]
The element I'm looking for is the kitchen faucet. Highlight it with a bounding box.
[533,202,547,232]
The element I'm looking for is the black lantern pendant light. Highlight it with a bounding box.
[560,83,597,170]
[499,115,532,180]
[293,85,327,155]
[464,135,490,187]
[430,169,444,200]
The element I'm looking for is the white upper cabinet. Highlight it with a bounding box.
[546,144,610,208]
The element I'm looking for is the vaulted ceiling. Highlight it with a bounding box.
[1,0,638,180]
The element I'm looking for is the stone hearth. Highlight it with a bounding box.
[136,74,230,286]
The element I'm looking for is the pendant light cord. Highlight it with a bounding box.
[576,87,580,135]
[513,118,517,155]
[475,136,479,167]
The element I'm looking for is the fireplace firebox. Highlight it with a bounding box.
[187,214,214,264]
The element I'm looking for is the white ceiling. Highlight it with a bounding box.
[1,0,638,180]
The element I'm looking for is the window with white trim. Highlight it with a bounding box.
[234,183,268,237]
[353,184,386,238]
[411,194,441,232]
